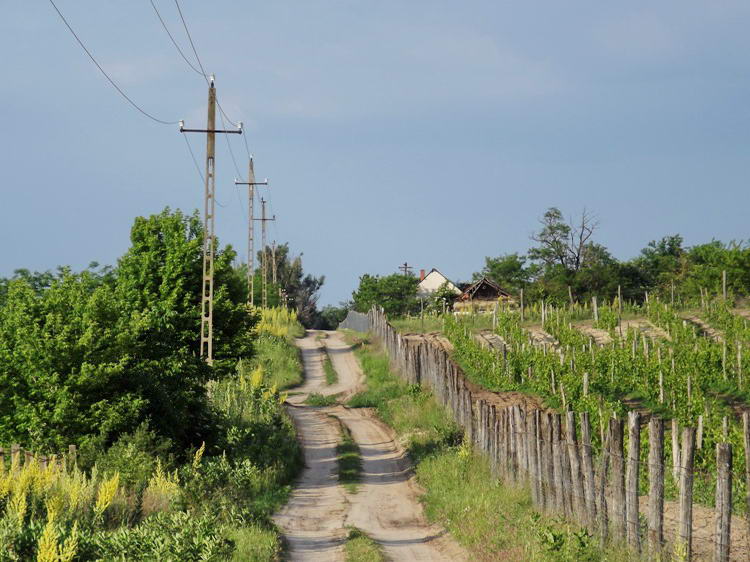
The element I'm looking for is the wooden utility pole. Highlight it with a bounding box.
[234,157,268,306]
[271,241,278,284]
[180,76,242,363]
[399,262,413,276]
[258,198,276,308]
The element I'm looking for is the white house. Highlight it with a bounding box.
[416,268,461,299]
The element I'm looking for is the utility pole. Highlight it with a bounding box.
[271,241,278,285]
[399,262,413,276]
[258,198,276,308]
[180,76,242,363]
[234,157,268,306]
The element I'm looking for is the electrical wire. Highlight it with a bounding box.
[182,134,204,183]
[182,135,229,207]
[173,0,208,80]
[48,0,179,125]
[149,0,204,76]
[242,130,252,161]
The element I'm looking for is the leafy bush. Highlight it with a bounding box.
[0,209,256,455]
[90,511,234,561]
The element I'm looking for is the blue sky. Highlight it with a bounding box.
[2,2,749,305]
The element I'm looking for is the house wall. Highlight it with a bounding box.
[417,271,460,298]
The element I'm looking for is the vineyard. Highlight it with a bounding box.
[443,297,750,512]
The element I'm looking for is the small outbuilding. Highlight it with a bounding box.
[454,277,513,314]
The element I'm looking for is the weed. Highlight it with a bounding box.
[324,351,339,385]
[304,393,339,407]
[336,425,362,493]
[344,526,384,561]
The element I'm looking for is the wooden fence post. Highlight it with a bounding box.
[566,411,585,522]
[648,417,665,556]
[68,444,77,470]
[672,419,681,482]
[626,411,641,552]
[552,414,566,514]
[610,417,627,542]
[598,428,610,545]
[580,412,597,527]
[543,414,558,511]
[11,444,20,471]
[528,410,541,506]
[714,442,732,562]
[678,427,696,561]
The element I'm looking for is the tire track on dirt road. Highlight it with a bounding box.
[272,332,347,561]
[274,331,466,561]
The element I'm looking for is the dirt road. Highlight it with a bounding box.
[274,331,466,561]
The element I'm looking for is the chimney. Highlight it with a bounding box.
[420,269,426,281]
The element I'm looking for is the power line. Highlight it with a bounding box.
[149,0,204,76]
[172,0,242,127]
[182,134,204,183]
[182,134,228,207]
[48,0,178,125]
[173,0,208,80]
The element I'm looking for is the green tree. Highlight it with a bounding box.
[0,208,255,454]
[351,274,419,317]
[473,253,531,292]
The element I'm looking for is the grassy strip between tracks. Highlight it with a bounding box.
[344,526,385,562]
[345,332,635,562]
[323,350,339,385]
[335,421,362,494]
[304,392,339,407]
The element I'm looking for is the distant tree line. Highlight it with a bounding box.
[344,206,750,317]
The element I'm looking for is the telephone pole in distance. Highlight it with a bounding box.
[234,157,268,307]
[180,75,242,364]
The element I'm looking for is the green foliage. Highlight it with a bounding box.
[344,527,385,561]
[353,340,628,560]
[317,304,350,330]
[304,393,338,407]
[90,511,234,561]
[336,425,361,493]
[241,243,325,327]
[473,253,532,292]
[0,208,256,455]
[247,336,304,390]
[351,273,419,317]
[348,341,461,463]
[323,351,338,385]
[469,207,750,304]
[593,304,618,331]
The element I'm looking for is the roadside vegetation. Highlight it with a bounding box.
[0,209,305,560]
[323,350,338,385]
[304,393,339,407]
[347,334,633,560]
[343,526,385,562]
[335,423,362,493]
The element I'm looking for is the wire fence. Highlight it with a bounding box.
[369,306,750,562]
[338,310,370,334]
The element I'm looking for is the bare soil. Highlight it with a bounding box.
[274,331,467,561]
[575,321,613,346]
[681,314,724,342]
